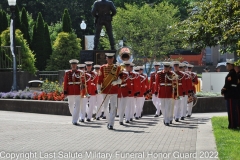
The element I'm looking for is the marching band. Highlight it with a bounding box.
[64,53,199,129]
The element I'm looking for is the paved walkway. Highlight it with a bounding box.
[0,111,226,160]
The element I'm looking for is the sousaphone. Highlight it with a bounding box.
[116,46,133,63]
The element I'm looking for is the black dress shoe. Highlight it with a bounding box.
[175,118,179,122]
[87,118,90,122]
[187,115,191,117]
[126,120,130,123]
[80,119,84,123]
[181,117,185,120]
[72,122,78,125]
[102,116,106,119]
[135,117,139,120]
[170,121,172,124]
[154,114,159,117]
[96,117,100,120]
[107,124,113,130]
[159,111,162,116]
[119,122,124,125]
[166,123,170,126]
[130,118,133,121]
[116,115,119,117]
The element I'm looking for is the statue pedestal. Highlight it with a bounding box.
[80,50,116,65]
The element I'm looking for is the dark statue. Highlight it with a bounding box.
[91,0,116,50]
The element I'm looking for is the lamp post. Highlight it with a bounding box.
[80,20,87,50]
[8,0,17,91]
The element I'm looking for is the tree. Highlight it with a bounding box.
[31,12,46,71]
[20,7,30,45]
[62,9,71,33]
[178,0,240,59]
[44,23,52,63]
[1,11,8,33]
[109,3,180,75]
[0,11,3,33]
[46,32,81,70]
[48,21,62,44]
[15,6,21,30]
[1,28,36,74]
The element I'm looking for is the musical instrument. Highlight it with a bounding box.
[81,72,91,98]
[165,70,180,100]
[116,47,133,63]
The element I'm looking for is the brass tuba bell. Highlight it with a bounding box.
[117,47,133,62]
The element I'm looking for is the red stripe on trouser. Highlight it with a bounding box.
[229,99,233,128]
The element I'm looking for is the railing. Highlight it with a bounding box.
[0,46,22,71]
[38,71,59,82]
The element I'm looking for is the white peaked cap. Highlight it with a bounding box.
[162,62,171,66]
[77,64,86,68]
[153,62,161,66]
[105,53,115,57]
[171,61,180,65]
[226,59,235,64]
[179,63,185,67]
[134,67,140,70]
[85,61,94,65]
[69,59,79,64]
[138,66,144,69]
[93,65,101,68]
[130,63,135,66]
[123,61,131,65]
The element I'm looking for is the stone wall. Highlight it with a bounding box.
[0,71,38,92]
[0,97,226,116]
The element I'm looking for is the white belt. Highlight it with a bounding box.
[153,82,156,84]
[160,83,172,86]
[68,82,81,85]
[178,83,182,85]
[231,84,237,87]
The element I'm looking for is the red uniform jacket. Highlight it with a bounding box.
[80,72,91,97]
[174,71,186,97]
[118,71,131,98]
[128,72,141,97]
[139,74,148,97]
[98,64,122,94]
[191,72,198,93]
[86,71,98,96]
[64,70,83,95]
[155,70,173,98]
[184,72,192,93]
[149,71,157,92]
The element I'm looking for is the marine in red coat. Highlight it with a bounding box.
[186,64,198,117]
[150,62,161,117]
[85,61,99,121]
[63,59,83,125]
[172,61,186,122]
[155,62,173,126]
[97,53,122,130]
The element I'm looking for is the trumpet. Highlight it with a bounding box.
[81,72,91,98]
[171,71,180,100]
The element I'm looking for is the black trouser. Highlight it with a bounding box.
[94,20,115,50]
[226,99,239,129]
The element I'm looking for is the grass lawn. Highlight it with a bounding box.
[212,117,240,160]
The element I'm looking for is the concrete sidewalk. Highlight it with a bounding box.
[0,111,226,160]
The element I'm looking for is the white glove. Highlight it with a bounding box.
[111,79,122,86]
[97,84,101,94]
